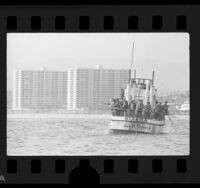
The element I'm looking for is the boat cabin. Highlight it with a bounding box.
[124,71,157,107]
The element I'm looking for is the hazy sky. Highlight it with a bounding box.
[7,33,189,93]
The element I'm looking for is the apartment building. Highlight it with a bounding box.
[12,69,68,110]
[12,66,129,110]
[67,67,129,110]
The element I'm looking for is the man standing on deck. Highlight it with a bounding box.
[113,98,120,116]
[160,101,169,120]
[122,98,128,117]
[120,88,125,100]
[162,101,169,115]
[155,102,162,120]
[110,99,116,116]
[136,100,144,121]
[118,98,123,116]
[142,101,152,121]
[129,99,136,120]
[152,100,158,119]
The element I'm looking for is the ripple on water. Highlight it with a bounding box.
[7,115,189,156]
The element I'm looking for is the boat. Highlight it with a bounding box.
[110,116,165,134]
[109,43,166,134]
[179,101,190,112]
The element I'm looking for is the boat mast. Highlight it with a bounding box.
[130,42,134,82]
[152,70,155,86]
[126,42,134,103]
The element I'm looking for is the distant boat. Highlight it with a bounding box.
[179,101,190,112]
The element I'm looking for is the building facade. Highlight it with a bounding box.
[12,67,129,110]
[67,67,129,110]
[12,69,68,110]
[7,91,13,109]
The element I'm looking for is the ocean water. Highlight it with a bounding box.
[7,113,189,156]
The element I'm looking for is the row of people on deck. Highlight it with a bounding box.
[110,98,169,121]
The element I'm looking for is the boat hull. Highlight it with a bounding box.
[110,116,165,134]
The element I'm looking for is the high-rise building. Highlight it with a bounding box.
[7,91,13,109]
[12,67,129,110]
[67,67,129,110]
[12,69,68,110]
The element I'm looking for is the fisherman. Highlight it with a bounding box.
[142,101,152,121]
[110,98,116,116]
[153,100,158,112]
[152,100,158,119]
[113,98,120,116]
[135,100,144,121]
[129,99,136,119]
[159,107,165,120]
[120,88,125,100]
[154,102,162,120]
[159,101,169,120]
[122,98,129,117]
[117,98,123,116]
[162,101,169,115]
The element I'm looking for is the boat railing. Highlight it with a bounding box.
[110,107,165,122]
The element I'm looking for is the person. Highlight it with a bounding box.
[122,98,128,116]
[162,101,169,115]
[152,100,158,119]
[110,99,116,116]
[135,100,144,121]
[113,98,120,116]
[118,98,124,116]
[159,101,169,121]
[153,100,158,112]
[120,88,125,100]
[129,99,136,120]
[154,102,162,120]
[159,107,165,121]
[142,101,152,121]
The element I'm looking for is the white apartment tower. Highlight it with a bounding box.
[67,66,129,110]
[12,67,129,110]
[12,69,68,110]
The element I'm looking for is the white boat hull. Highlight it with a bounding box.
[110,116,165,134]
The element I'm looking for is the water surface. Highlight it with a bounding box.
[7,113,189,156]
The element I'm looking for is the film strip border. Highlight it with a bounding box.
[0,5,193,184]
[0,6,190,32]
[5,15,187,31]
[4,157,188,183]
[6,158,187,174]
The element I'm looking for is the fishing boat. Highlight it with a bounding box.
[110,43,166,134]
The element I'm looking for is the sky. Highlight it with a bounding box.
[7,33,189,93]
